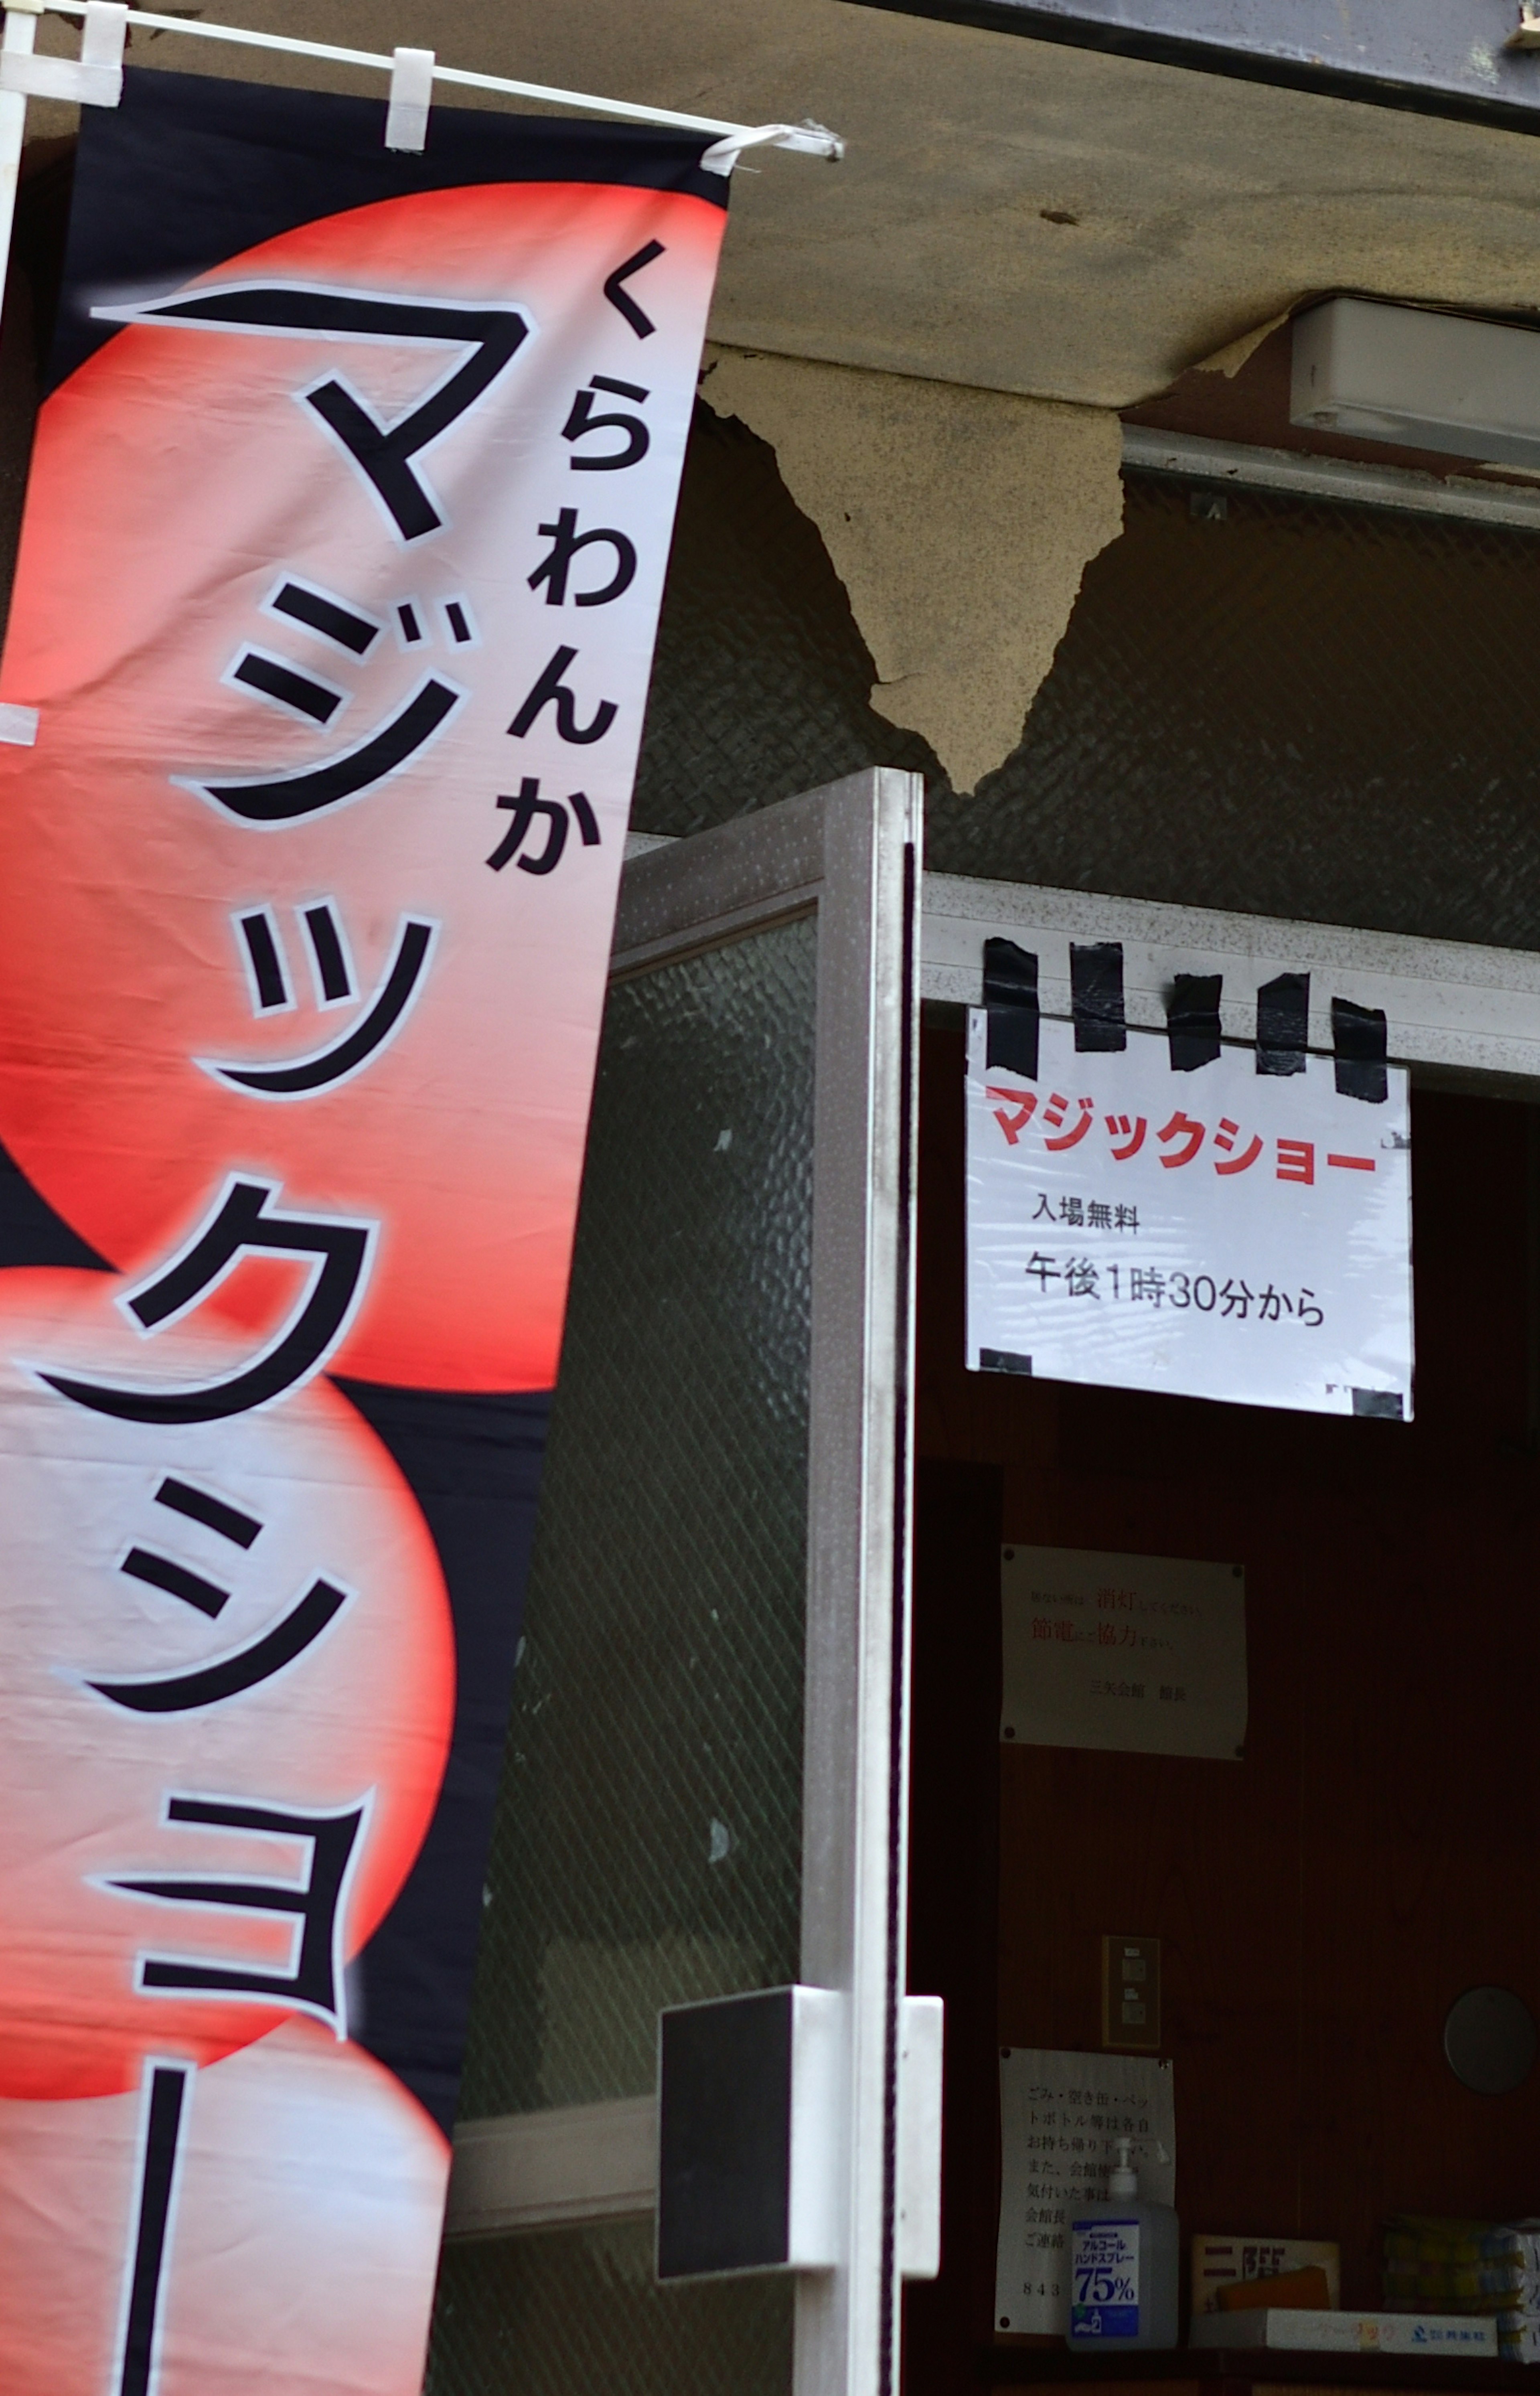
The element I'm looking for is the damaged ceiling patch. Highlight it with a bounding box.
[699,347,1125,793]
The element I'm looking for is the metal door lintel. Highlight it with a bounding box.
[923,870,1540,1086]
[840,0,1540,142]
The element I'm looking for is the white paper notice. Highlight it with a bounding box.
[966,1012,1413,1417]
[1001,1543,1247,1760]
[996,2049,1175,2338]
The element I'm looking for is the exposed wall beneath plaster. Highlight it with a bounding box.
[699,347,1125,796]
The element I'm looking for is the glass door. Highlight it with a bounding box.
[425,767,926,2396]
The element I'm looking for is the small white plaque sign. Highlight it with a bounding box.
[1001,1543,1247,1760]
[996,2047,1174,2338]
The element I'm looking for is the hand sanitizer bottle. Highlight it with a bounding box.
[1066,2137,1179,2350]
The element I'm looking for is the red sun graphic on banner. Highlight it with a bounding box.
[0,1269,455,2101]
[0,178,723,1390]
[0,2018,448,2396]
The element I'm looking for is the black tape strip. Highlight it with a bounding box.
[1167,973,1222,1072]
[1332,995,1389,1103]
[1352,1389,1404,1420]
[1256,971,1309,1076]
[979,1348,1033,1376]
[983,938,1040,1080]
[1070,941,1126,1052]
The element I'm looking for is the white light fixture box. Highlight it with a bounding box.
[1291,296,1540,468]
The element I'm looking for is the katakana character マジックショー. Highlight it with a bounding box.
[1156,1111,1205,1168]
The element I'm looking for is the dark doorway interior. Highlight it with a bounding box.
[904,1011,1540,2391]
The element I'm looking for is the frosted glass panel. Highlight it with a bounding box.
[425,913,816,2396]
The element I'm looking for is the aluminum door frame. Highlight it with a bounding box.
[614,767,923,2396]
[445,767,925,2396]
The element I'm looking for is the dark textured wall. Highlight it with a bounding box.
[642,418,1540,956]
[631,401,941,833]
[935,474,1540,950]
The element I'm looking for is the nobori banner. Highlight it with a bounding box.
[966,981,1413,1418]
[0,67,727,2396]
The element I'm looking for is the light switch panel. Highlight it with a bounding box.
[1101,1934,1161,2051]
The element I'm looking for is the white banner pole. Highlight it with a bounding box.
[0,0,839,352]
[36,1,843,154]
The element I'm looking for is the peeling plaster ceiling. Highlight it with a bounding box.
[42,0,1540,411]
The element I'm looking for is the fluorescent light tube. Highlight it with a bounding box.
[1291,296,1540,468]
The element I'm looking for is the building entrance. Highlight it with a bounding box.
[907,1024,1540,2392]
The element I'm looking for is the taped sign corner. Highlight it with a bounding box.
[965,992,1413,1418]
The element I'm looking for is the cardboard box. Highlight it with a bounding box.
[1192,2234,1342,2316]
[1189,2309,1498,2356]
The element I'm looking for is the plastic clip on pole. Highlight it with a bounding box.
[0,0,839,344]
[385,46,433,152]
[699,120,839,174]
[0,0,123,345]
[26,4,845,162]
[0,0,126,107]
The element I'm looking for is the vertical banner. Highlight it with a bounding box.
[0,68,727,2395]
